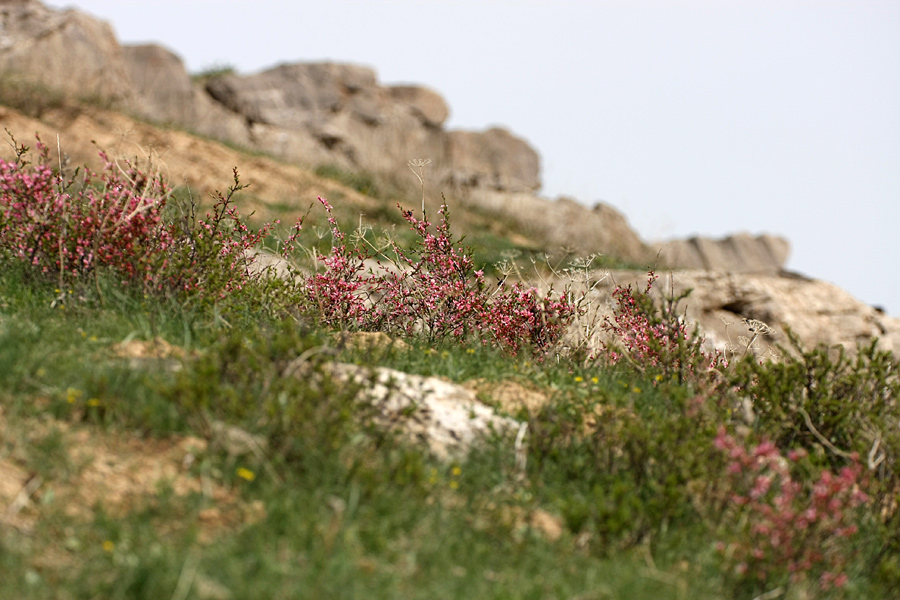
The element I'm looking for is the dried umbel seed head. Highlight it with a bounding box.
[407,158,432,169]
[743,318,773,335]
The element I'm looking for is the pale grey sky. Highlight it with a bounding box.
[46,0,900,315]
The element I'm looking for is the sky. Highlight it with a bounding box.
[45,0,900,315]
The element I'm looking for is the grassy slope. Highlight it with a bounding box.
[0,267,724,600]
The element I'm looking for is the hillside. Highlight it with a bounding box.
[1,1,899,598]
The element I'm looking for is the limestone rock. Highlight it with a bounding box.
[596,270,900,355]
[0,0,135,105]
[447,127,541,192]
[658,233,790,274]
[327,362,519,459]
[464,190,652,264]
[120,44,195,125]
[388,85,449,127]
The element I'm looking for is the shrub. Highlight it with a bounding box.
[295,197,579,356]
[0,135,170,289]
[600,270,726,383]
[0,136,286,311]
[713,427,869,592]
[725,330,900,520]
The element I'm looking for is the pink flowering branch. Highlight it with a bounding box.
[714,427,868,591]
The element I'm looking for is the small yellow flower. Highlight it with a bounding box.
[440,350,450,359]
[574,376,584,383]
[591,377,599,384]
[451,466,461,477]
[466,348,475,354]
[66,387,82,404]
[632,387,642,394]
[428,468,439,485]
[236,467,256,482]
[655,374,663,382]
[102,540,115,553]
[87,398,101,407]
[449,480,459,490]
[89,335,98,342]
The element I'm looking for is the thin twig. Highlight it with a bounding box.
[798,406,855,460]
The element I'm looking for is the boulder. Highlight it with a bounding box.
[388,85,449,128]
[120,44,195,124]
[0,0,135,105]
[658,233,790,274]
[464,191,652,264]
[446,127,541,193]
[326,362,519,459]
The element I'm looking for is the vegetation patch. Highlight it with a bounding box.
[1,136,898,599]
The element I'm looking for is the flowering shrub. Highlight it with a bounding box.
[0,137,278,307]
[0,135,169,287]
[601,270,726,381]
[298,197,579,356]
[1,138,577,355]
[714,427,868,592]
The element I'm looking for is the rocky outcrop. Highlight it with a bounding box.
[465,191,652,264]
[446,127,540,191]
[0,0,541,195]
[0,0,135,104]
[659,233,790,274]
[594,270,900,355]
[199,63,542,194]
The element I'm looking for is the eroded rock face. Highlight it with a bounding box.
[597,270,900,355]
[0,0,135,104]
[1,1,542,196]
[464,191,652,264]
[447,127,541,192]
[658,233,791,274]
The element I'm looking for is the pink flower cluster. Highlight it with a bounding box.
[714,427,868,590]
[301,198,578,355]
[602,271,725,374]
[0,140,272,301]
[0,138,169,284]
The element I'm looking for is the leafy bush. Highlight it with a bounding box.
[725,330,900,518]
[0,136,287,312]
[0,135,170,287]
